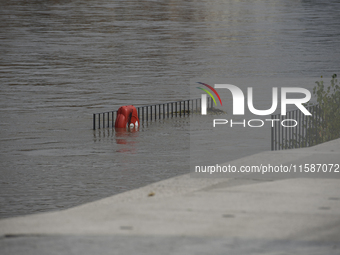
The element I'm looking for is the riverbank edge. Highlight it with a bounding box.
[0,138,339,245]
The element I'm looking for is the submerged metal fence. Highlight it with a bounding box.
[93,97,214,130]
[271,104,323,150]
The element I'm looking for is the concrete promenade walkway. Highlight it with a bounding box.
[1,139,340,254]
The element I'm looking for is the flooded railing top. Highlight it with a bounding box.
[92,97,212,130]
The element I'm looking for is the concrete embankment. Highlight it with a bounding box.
[1,139,340,254]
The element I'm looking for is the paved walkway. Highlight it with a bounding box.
[1,139,339,254]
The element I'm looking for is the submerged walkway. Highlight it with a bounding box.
[1,139,340,254]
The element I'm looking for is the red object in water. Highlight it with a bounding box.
[115,105,140,129]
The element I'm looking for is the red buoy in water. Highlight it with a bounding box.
[115,105,139,129]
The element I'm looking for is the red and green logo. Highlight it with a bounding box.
[196,82,223,106]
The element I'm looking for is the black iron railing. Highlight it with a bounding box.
[93,97,214,130]
[271,104,323,150]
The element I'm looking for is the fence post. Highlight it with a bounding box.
[179,101,182,116]
[146,106,148,121]
[171,103,173,118]
[302,113,305,147]
[308,107,311,147]
[314,105,318,145]
[175,102,177,117]
[150,106,152,121]
[102,113,104,129]
[289,111,292,148]
[276,113,279,150]
[183,101,185,116]
[167,103,169,118]
[142,107,144,122]
[271,114,274,151]
[319,105,323,142]
[298,110,301,148]
[163,104,165,119]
